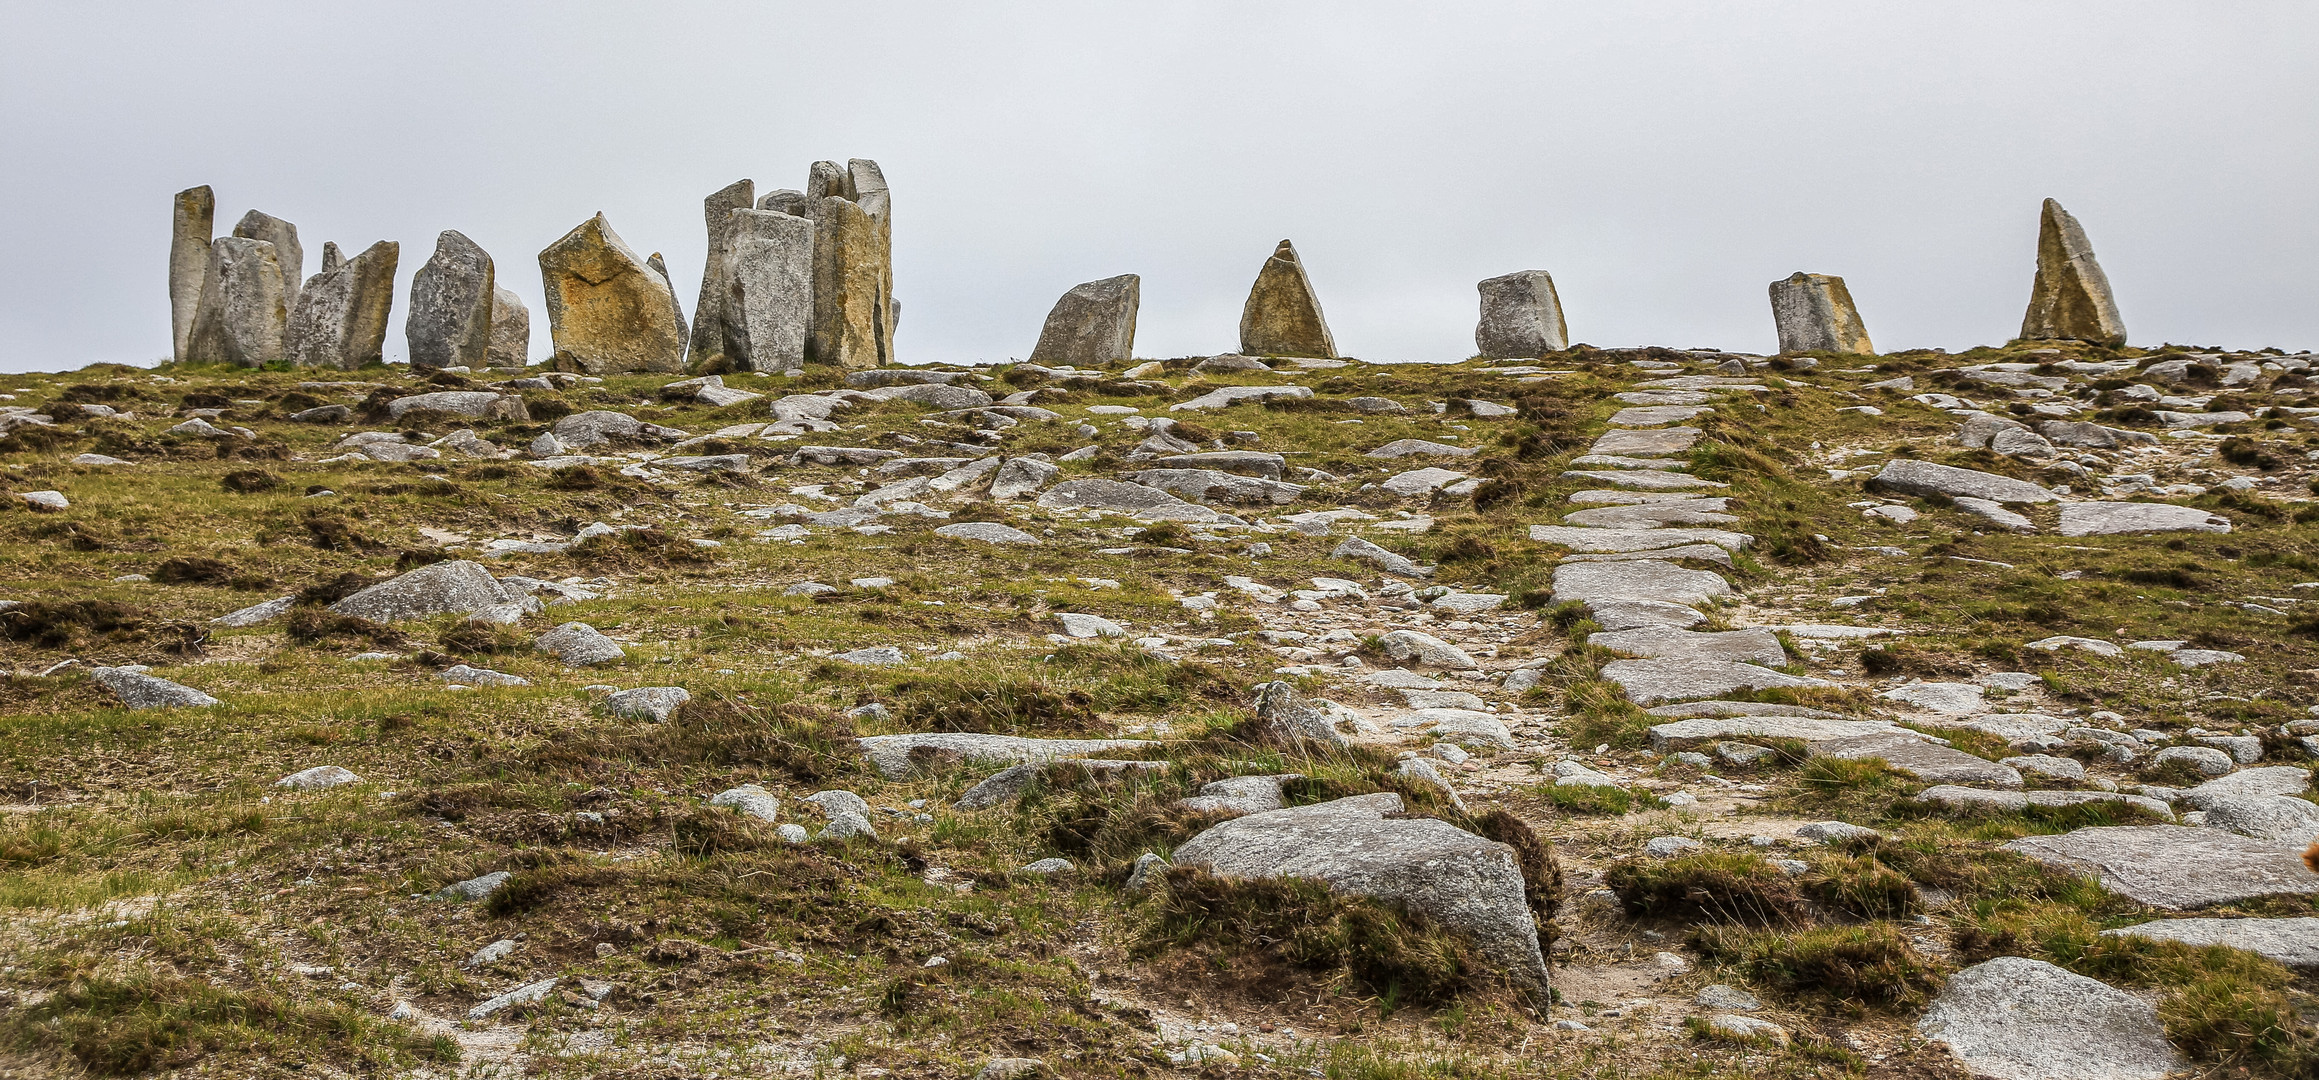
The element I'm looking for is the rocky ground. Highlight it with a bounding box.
[2,342,2318,1079]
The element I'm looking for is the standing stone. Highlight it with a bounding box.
[848,159,897,361]
[169,185,215,363]
[1239,240,1336,358]
[488,287,529,368]
[808,195,888,369]
[185,236,287,366]
[1028,274,1139,367]
[687,179,756,370]
[2020,198,2126,346]
[231,211,304,316]
[1474,270,1567,359]
[646,253,687,346]
[537,213,687,375]
[1769,272,1874,354]
[288,239,398,369]
[758,188,809,216]
[407,230,496,370]
[807,160,850,199]
[722,208,815,372]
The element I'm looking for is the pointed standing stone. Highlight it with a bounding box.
[488,288,529,368]
[722,208,815,372]
[1239,240,1336,358]
[2020,198,2126,346]
[1768,272,1874,354]
[231,211,303,316]
[407,230,496,370]
[186,236,287,366]
[537,213,687,374]
[1029,274,1139,367]
[169,186,215,363]
[288,239,398,369]
[686,179,755,370]
[847,159,897,365]
[647,253,686,346]
[1474,270,1567,359]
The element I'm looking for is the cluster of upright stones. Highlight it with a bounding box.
[676,159,894,374]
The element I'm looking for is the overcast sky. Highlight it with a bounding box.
[2,2,2314,374]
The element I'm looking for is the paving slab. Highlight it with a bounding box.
[1551,560,1732,607]
[1559,470,1726,491]
[2007,825,2319,909]
[2058,501,2232,537]
[1528,525,1751,552]
[1587,626,1787,666]
[1586,599,1709,630]
[1917,786,2173,818]
[1600,658,1833,706]
[1917,956,2183,1080]
[1646,715,1904,751]
[1608,405,1711,426]
[1872,459,2058,504]
[1588,427,1700,457]
[1811,732,2023,788]
[2103,917,2319,968]
[1563,500,1741,528]
[1560,544,1734,566]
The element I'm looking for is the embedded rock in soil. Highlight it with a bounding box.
[954,760,1170,810]
[1373,630,1477,670]
[536,621,625,666]
[89,666,220,709]
[1916,956,2177,1080]
[1871,459,2057,504]
[604,686,689,722]
[1035,479,1244,524]
[1171,793,1547,987]
[2056,502,2232,537]
[2103,917,2319,968]
[1647,715,1908,752]
[1587,626,1787,667]
[1600,658,1832,706]
[2007,825,2319,909]
[1528,525,1751,552]
[1811,732,2023,788]
[1551,560,1732,608]
[329,560,539,624]
[856,733,1155,780]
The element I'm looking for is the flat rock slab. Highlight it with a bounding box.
[1172,794,1547,988]
[2182,766,2312,810]
[1587,427,1700,457]
[1560,544,1733,567]
[1648,715,1905,752]
[2104,917,2319,968]
[857,733,1156,780]
[1567,490,1721,505]
[1633,376,1767,390]
[1600,658,1832,706]
[1552,560,1732,607]
[1879,681,1987,715]
[1873,459,2057,504]
[1567,454,1693,470]
[1645,701,1847,719]
[1608,405,1711,426]
[1588,626,1787,666]
[1931,714,2073,741]
[1562,500,1740,529]
[2058,502,2232,537]
[1529,525,1751,552]
[1587,599,1708,631]
[1388,708,1514,749]
[1917,956,2183,1080]
[1614,390,1712,405]
[1559,469,1725,491]
[1036,479,1244,524]
[955,759,1170,810]
[1170,385,1313,411]
[1812,733,2022,788]
[1918,786,2172,818]
[2008,825,2319,909]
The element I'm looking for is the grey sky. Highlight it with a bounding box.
[2,2,2314,374]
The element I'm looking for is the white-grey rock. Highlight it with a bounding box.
[1374,630,1477,670]
[1055,612,1124,639]
[1029,274,1139,367]
[1796,821,1882,844]
[1527,525,1751,552]
[1599,659,1832,706]
[406,231,496,370]
[954,759,1169,810]
[1872,459,2057,504]
[1648,715,1907,752]
[276,765,361,790]
[2198,796,2319,843]
[934,521,1040,545]
[1552,560,1732,608]
[329,560,539,624]
[2153,745,2234,777]
[1588,626,1786,667]
[709,784,781,821]
[1879,681,1987,715]
[1695,983,1762,1011]
[89,666,219,708]
[1378,467,1469,496]
[2002,754,2088,782]
[211,595,295,627]
[2008,825,2319,908]
[467,976,558,1020]
[436,871,512,902]
[989,457,1061,500]
[2057,502,2232,537]
[535,622,624,666]
[465,938,518,967]
[1474,270,1567,358]
[186,236,288,366]
[1035,479,1243,524]
[438,664,528,688]
[1644,836,1702,857]
[2182,767,2311,809]
[1172,794,1547,987]
[1814,732,2022,787]
[1916,957,2179,1080]
[1253,681,1354,748]
[604,686,690,722]
[856,733,1155,780]
[2103,917,2319,968]
[1333,536,1428,577]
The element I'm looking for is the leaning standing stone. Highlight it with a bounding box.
[288,239,398,369]
[488,287,529,368]
[1768,272,1874,354]
[1239,240,1336,358]
[687,178,756,370]
[1474,270,1567,358]
[231,210,304,314]
[537,213,687,374]
[808,195,889,369]
[2020,198,2126,346]
[1028,274,1139,367]
[186,236,287,366]
[407,230,496,370]
[169,185,215,363]
[723,208,815,372]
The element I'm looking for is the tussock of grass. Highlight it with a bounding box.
[1690,922,1946,1013]
[1141,868,1495,1007]
[0,971,456,1074]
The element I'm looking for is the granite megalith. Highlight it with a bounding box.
[722,208,816,372]
[2020,198,2126,346]
[288,239,398,369]
[231,210,304,315]
[538,213,688,375]
[169,185,215,363]
[1768,272,1873,354]
[1474,270,1567,359]
[407,230,496,370]
[687,178,756,370]
[488,287,529,368]
[808,192,890,369]
[1239,240,1336,358]
[186,236,287,367]
[1028,274,1139,367]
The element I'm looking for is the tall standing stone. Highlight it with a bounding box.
[847,159,897,363]
[2020,198,2126,346]
[686,179,755,370]
[1474,270,1567,359]
[488,287,529,368]
[407,230,496,370]
[537,213,687,375]
[1239,240,1336,358]
[646,253,686,348]
[808,195,888,369]
[169,186,215,363]
[288,239,398,369]
[1768,272,1874,354]
[231,211,303,316]
[722,208,815,372]
[186,236,287,367]
[1029,274,1139,367]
